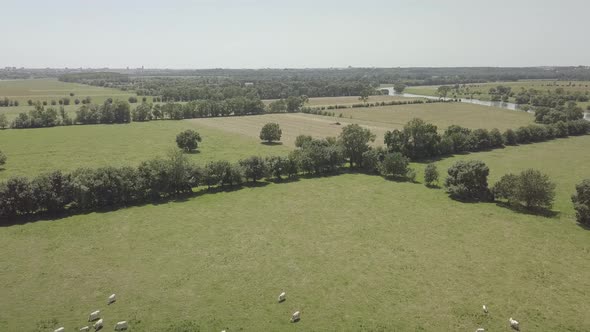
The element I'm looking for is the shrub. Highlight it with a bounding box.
[424,163,439,186]
[572,179,590,226]
[128,96,138,103]
[259,123,282,143]
[176,130,202,152]
[444,160,493,201]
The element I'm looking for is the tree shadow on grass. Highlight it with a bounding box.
[495,202,559,218]
[260,141,283,146]
[425,183,441,189]
[382,175,416,183]
[184,150,201,155]
[576,222,590,231]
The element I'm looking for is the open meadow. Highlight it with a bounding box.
[1,136,589,331]
[191,103,534,146]
[1,78,590,332]
[0,121,290,180]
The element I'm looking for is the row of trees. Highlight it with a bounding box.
[0,98,19,107]
[11,105,73,128]
[26,96,93,107]
[131,98,267,121]
[384,118,590,160]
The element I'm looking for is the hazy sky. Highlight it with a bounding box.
[2,0,588,68]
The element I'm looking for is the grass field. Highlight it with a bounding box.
[0,121,290,180]
[1,79,589,331]
[1,136,589,331]
[191,103,534,147]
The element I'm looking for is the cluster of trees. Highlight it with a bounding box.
[443,160,556,210]
[384,118,590,161]
[74,101,131,124]
[489,85,512,102]
[533,101,585,124]
[0,98,19,107]
[11,104,72,128]
[267,96,307,113]
[131,98,266,122]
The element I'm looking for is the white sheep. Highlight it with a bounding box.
[88,310,101,321]
[291,310,301,322]
[79,326,90,331]
[93,318,103,330]
[54,328,65,332]
[114,321,128,331]
[482,305,488,313]
[509,317,520,331]
[278,291,286,303]
[475,328,485,332]
[108,293,116,304]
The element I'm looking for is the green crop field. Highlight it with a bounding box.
[1,136,589,331]
[0,121,290,180]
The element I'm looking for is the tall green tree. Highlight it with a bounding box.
[444,160,493,201]
[572,179,590,226]
[259,123,282,143]
[339,124,375,168]
[493,169,555,209]
[176,129,202,152]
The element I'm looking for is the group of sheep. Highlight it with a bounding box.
[52,293,522,331]
[53,294,128,332]
[476,304,520,331]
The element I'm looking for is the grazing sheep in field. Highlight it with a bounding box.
[88,310,101,321]
[114,321,128,331]
[108,294,116,305]
[509,317,520,330]
[54,328,65,332]
[278,291,286,303]
[291,311,301,322]
[476,328,485,332]
[80,326,90,331]
[93,318,103,331]
[482,305,488,313]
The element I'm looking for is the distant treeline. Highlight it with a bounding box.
[57,67,590,101]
